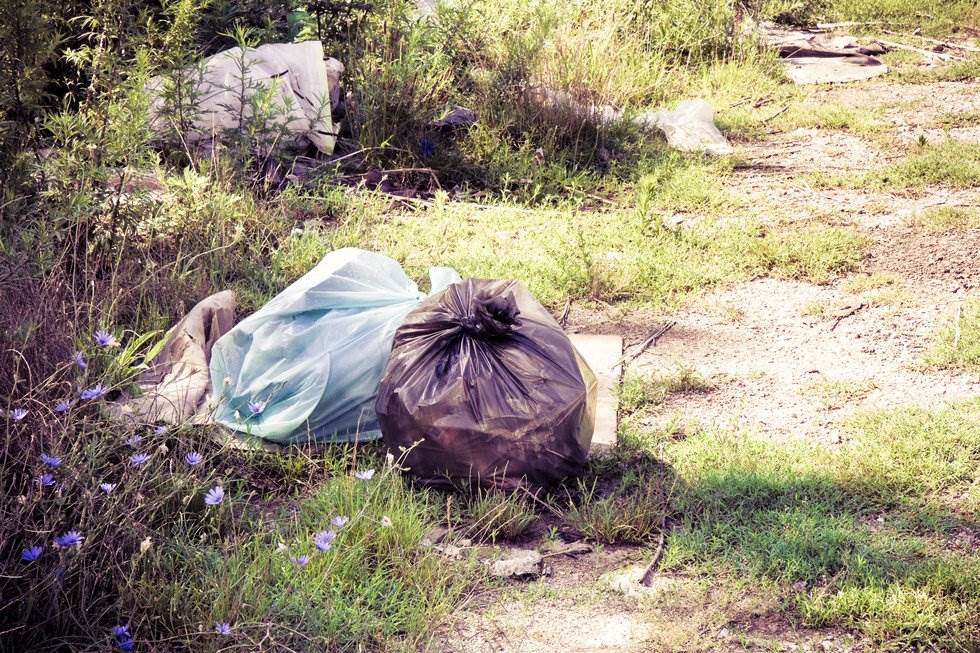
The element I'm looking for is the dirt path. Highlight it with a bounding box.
[438,69,980,653]
[630,75,980,443]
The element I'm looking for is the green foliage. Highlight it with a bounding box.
[133,455,479,650]
[463,487,538,542]
[618,367,716,415]
[651,399,980,648]
[927,300,980,373]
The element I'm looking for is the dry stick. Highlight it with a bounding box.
[559,299,572,327]
[639,475,677,587]
[614,320,677,369]
[639,530,667,587]
[882,31,980,53]
[876,38,964,61]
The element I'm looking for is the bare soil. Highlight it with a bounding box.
[437,63,980,653]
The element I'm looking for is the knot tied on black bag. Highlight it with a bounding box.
[457,289,520,338]
[375,278,598,490]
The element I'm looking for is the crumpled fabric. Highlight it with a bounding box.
[147,40,342,154]
[110,290,236,426]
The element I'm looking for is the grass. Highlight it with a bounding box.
[645,398,980,649]
[800,375,879,410]
[939,109,980,129]
[927,300,980,372]
[136,457,479,651]
[619,367,717,414]
[462,488,538,542]
[917,206,980,233]
[774,102,885,134]
[288,187,863,309]
[817,139,980,191]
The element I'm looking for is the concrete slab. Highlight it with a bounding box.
[570,334,622,454]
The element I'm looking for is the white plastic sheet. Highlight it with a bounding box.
[209,248,460,444]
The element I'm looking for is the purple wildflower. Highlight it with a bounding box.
[125,434,143,447]
[204,486,224,506]
[153,425,167,435]
[118,638,135,651]
[418,136,436,158]
[112,624,130,638]
[290,554,310,567]
[354,468,375,481]
[21,546,43,562]
[214,622,232,636]
[100,482,117,493]
[80,383,107,400]
[40,453,62,467]
[54,399,73,413]
[313,529,335,552]
[11,408,27,421]
[94,330,117,347]
[74,351,88,369]
[54,531,83,547]
[184,451,203,466]
[38,473,56,487]
[331,515,349,529]
[129,453,151,466]
[247,400,266,416]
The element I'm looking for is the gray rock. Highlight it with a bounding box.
[488,549,543,578]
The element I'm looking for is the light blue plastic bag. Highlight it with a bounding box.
[209,248,460,444]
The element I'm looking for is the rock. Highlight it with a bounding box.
[488,549,544,578]
[421,526,449,547]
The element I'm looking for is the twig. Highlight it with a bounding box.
[875,38,963,62]
[882,31,980,53]
[639,474,677,587]
[639,530,666,587]
[762,104,791,123]
[614,320,676,369]
[559,299,571,327]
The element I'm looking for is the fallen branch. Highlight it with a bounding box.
[639,530,666,587]
[882,31,980,53]
[613,320,676,369]
[875,38,963,62]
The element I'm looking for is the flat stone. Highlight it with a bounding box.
[488,548,544,578]
[569,334,623,454]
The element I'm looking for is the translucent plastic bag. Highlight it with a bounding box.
[635,99,733,156]
[376,279,597,489]
[209,248,460,444]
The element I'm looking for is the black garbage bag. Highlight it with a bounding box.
[375,279,597,489]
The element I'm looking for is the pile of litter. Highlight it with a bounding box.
[757,21,889,84]
[146,41,344,154]
[115,249,598,489]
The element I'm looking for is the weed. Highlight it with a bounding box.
[927,300,980,372]
[918,206,980,233]
[824,140,980,191]
[564,472,671,545]
[800,375,879,410]
[658,398,980,648]
[463,487,538,542]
